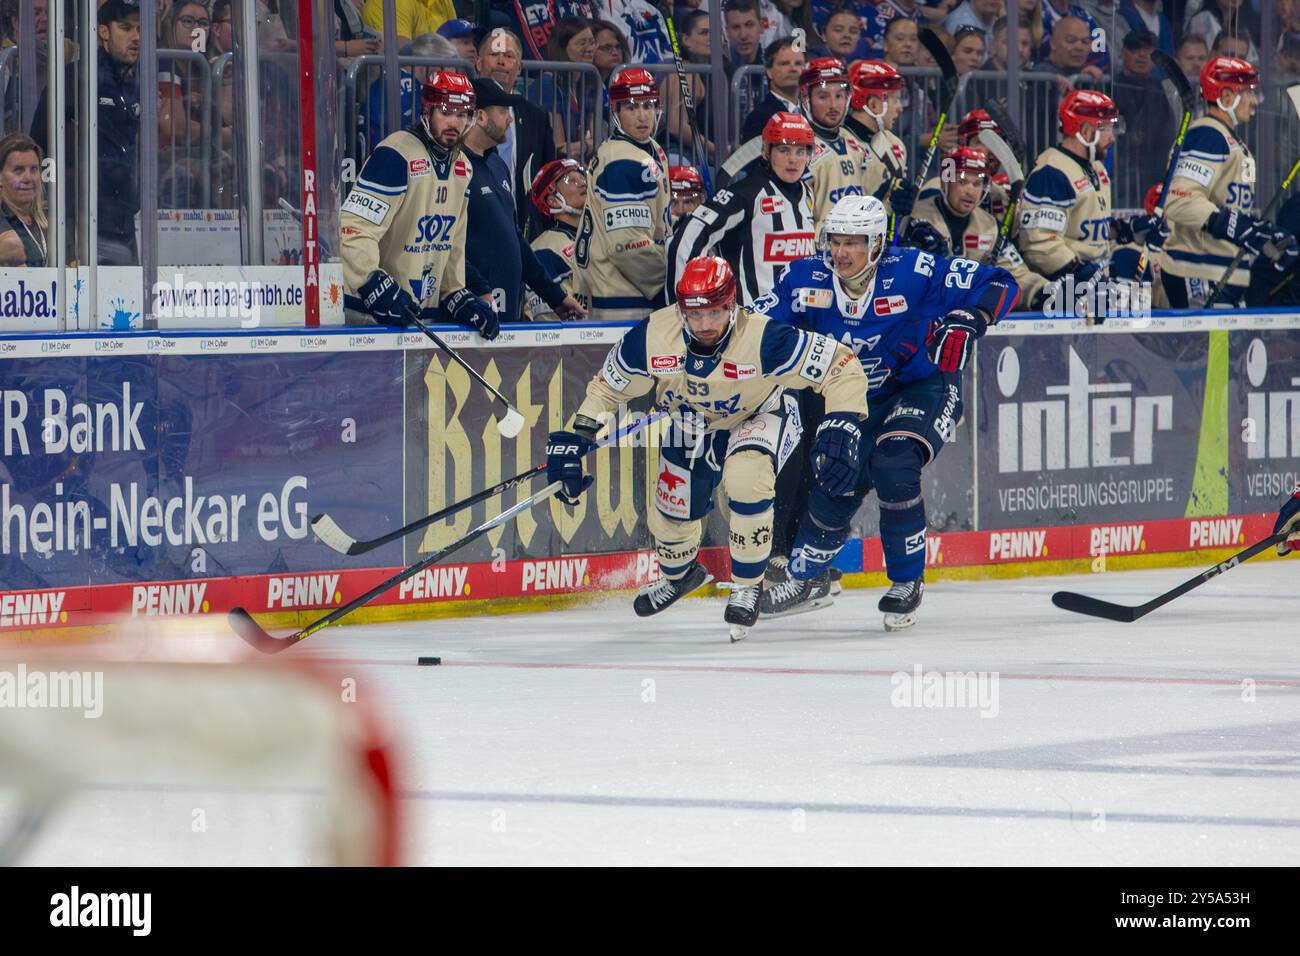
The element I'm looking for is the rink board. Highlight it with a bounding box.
[0,313,1296,633]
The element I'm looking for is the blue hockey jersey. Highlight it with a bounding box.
[749,247,1019,401]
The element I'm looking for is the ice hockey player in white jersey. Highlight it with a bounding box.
[1017,90,1162,315]
[668,112,816,306]
[523,158,590,321]
[754,195,1019,630]
[341,70,497,338]
[1160,56,1298,307]
[800,57,872,230]
[544,256,869,641]
[574,67,672,322]
[911,146,1050,308]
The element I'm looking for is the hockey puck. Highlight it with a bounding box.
[418,656,442,666]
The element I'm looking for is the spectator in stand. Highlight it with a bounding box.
[461,78,586,325]
[1119,0,1174,57]
[726,0,767,72]
[944,0,1000,51]
[362,0,455,51]
[913,23,949,67]
[0,0,77,99]
[1186,1,1257,55]
[765,0,809,47]
[1212,28,1258,65]
[157,0,208,165]
[949,23,986,74]
[985,15,1035,71]
[539,16,600,160]
[660,10,717,166]
[1175,33,1210,81]
[592,20,631,86]
[436,18,480,60]
[255,0,295,51]
[335,0,380,59]
[1036,14,1094,83]
[1040,1,1108,76]
[742,37,806,141]
[0,134,48,268]
[478,27,559,237]
[883,14,918,68]
[362,33,457,151]
[1113,29,1174,208]
[812,6,862,63]
[32,0,140,265]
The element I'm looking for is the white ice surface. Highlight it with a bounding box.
[10,561,1299,866]
[307,561,1300,866]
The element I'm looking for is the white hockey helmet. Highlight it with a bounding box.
[820,194,889,278]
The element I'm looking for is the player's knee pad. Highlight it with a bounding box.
[869,436,925,506]
[722,450,776,584]
[647,507,703,580]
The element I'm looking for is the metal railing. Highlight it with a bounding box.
[517,61,605,166]
[729,65,767,153]
[640,63,720,178]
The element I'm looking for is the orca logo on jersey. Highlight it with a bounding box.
[656,461,691,518]
[764,232,816,262]
[873,295,907,315]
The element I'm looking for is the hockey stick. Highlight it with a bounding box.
[1136,49,1197,278]
[975,129,1025,266]
[894,28,960,243]
[1205,84,1300,308]
[407,310,525,438]
[311,407,669,556]
[658,1,715,196]
[230,479,564,653]
[1051,531,1286,623]
[981,100,1027,169]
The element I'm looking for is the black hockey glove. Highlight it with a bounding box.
[901,219,950,257]
[546,430,595,504]
[1259,232,1299,273]
[810,413,862,497]
[443,287,500,341]
[358,270,418,326]
[927,309,981,372]
[889,180,916,219]
[1275,483,1300,556]
[1203,207,1271,252]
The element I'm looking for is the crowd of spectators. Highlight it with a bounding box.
[0,1,1293,274]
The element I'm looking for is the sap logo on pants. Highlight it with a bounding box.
[267,574,341,609]
[1188,518,1243,549]
[131,583,207,616]
[522,557,590,592]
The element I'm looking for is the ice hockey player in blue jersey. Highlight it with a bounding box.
[753,194,1019,630]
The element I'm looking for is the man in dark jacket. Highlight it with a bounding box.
[476,27,558,238]
[31,0,141,265]
[462,79,586,324]
[740,38,805,144]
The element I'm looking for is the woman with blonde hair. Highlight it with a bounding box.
[0,134,49,267]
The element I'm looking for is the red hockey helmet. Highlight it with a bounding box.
[1200,55,1259,105]
[943,145,991,184]
[1143,182,1163,216]
[608,67,660,108]
[762,111,815,147]
[669,165,706,201]
[676,256,737,312]
[849,60,904,112]
[422,69,476,114]
[957,108,1001,145]
[1059,89,1119,139]
[530,158,584,220]
[799,56,850,99]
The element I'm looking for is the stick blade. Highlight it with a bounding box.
[228,608,299,654]
[311,513,358,556]
[497,407,526,439]
[1151,49,1194,104]
[977,129,1024,184]
[1051,591,1141,623]
[1288,84,1300,119]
